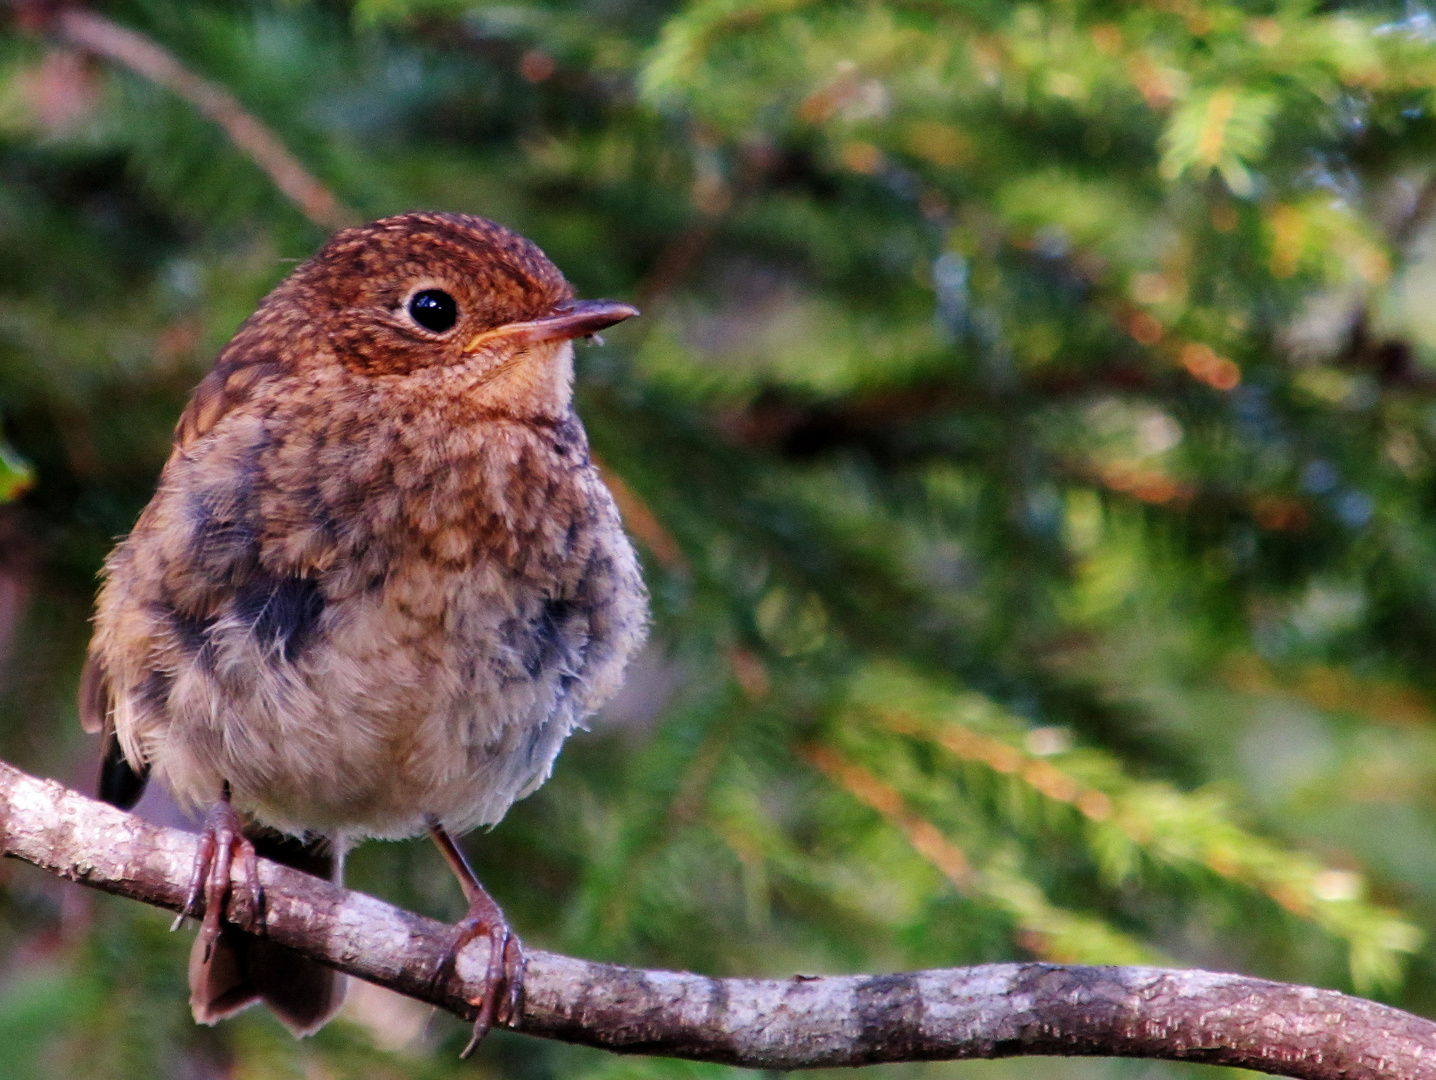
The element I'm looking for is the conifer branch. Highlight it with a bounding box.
[2,759,1434,1078]
[21,4,357,230]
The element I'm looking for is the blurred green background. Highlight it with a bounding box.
[3,0,1436,1076]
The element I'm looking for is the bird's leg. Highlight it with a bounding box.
[171,783,263,961]
[426,816,524,1057]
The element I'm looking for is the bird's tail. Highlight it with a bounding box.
[189,831,347,1037]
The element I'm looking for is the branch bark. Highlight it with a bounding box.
[24,4,358,231]
[1,758,1434,1078]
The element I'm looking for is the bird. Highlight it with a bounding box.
[77,210,649,1050]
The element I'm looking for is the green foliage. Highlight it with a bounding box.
[5,0,1436,1077]
[0,422,30,500]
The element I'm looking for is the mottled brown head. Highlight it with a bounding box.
[285,211,635,378]
[176,212,636,449]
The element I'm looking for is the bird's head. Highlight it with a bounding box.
[279,211,637,417]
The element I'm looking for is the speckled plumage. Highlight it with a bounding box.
[80,211,648,1036]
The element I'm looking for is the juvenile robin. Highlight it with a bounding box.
[78,211,649,1049]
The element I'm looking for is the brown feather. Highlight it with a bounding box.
[190,832,346,1036]
[82,653,150,809]
[77,652,108,735]
[84,211,648,1040]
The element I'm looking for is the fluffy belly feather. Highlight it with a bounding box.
[145,557,599,840]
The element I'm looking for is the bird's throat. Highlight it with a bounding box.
[449,339,575,421]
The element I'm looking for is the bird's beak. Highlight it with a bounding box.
[463,299,639,353]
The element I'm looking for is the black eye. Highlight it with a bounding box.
[408,289,458,333]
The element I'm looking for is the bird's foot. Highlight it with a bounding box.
[171,795,263,961]
[430,892,525,1058]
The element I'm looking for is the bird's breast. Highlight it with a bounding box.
[261,403,597,579]
[115,400,642,839]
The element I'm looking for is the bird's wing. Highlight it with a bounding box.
[77,649,108,735]
[172,354,284,453]
[80,348,282,801]
[78,651,151,809]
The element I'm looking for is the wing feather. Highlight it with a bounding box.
[78,652,151,809]
[77,651,108,735]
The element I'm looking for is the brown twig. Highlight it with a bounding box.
[32,6,357,230]
[635,219,721,308]
[2,759,1435,1076]
[593,457,687,571]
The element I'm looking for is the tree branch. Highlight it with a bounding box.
[1,758,1434,1078]
[23,4,358,231]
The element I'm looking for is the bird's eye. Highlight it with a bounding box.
[408,289,458,333]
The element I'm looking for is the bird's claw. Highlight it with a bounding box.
[429,901,525,1057]
[171,797,263,960]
